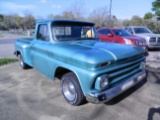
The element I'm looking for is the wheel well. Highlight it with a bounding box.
[16,51,21,56]
[55,67,73,80]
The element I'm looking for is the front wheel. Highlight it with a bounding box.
[61,72,85,106]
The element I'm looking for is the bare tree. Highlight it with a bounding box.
[1,13,35,31]
[88,6,109,27]
[48,11,75,20]
[2,14,19,29]
[48,1,86,20]
[130,16,145,26]
[110,15,123,27]
[47,14,55,19]
[61,11,75,20]
[122,15,160,33]
[0,14,3,22]
[23,13,35,30]
[68,0,86,20]
[122,19,130,27]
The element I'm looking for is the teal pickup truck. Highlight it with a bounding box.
[14,19,146,106]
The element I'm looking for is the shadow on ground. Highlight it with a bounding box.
[146,67,160,85]
[148,48,160,52]
[147,107,160,120]
[104,67,160,105]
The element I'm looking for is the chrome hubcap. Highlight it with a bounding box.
[19,56,23,67]
[20,59,23,66]
[63,80,76,101]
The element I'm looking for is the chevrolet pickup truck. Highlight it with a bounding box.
[14,20,146,106]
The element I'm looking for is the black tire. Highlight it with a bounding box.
[61,72,85,106]
[18,54,30,69]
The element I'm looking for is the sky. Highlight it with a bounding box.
[0,0,154,20]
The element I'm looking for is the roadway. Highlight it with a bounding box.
[0,36,29,58]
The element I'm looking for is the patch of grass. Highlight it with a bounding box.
[0,58,18,66]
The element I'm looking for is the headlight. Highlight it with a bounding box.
[124,38,133,45]
[95,75,109,90]
[146,37,150,41]
[100,77,109,90]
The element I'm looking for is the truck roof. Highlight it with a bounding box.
[125,26,147,28]
[97,27,124,30]
[36,19,94,25]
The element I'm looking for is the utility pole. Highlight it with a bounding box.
[109,0,112,27]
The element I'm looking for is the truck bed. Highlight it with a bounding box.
[17,37,34,44]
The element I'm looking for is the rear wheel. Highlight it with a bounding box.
[61,72,85,106]
[18,54,30,69]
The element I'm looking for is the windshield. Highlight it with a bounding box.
[51,22,98,41]
[133,27,152,34]
[113,29,131,36]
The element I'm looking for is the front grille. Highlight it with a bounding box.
[149,37,156,42]
[104,54,145,88]
[158,38,160,43]
[134,41,145,46]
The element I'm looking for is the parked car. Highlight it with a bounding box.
[124,26,160,49]
[97,28,148,55]
[14,20,146,106]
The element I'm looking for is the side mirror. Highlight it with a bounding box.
[107,33,113,37]
[130,31,133,34]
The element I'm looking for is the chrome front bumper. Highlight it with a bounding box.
[148,43,160,48]
[86,71,146,104]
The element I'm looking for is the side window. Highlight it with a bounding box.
[82,27,94,38]
[124,27,128,30]
[97,30,106,35]
[104,29,112,35]
[37,24,49,41]
[128,28,133,34]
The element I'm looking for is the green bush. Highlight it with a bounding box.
[0,58,18,66]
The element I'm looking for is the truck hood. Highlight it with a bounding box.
[134,33,160,38]
[53,40,145,69]
[122,36,145,41]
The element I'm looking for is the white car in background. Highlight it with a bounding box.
[124,26,160,49]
